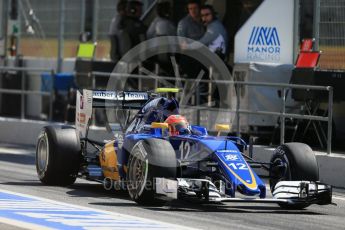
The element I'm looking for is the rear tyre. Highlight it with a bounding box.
[36,126,81,186]
[126,139,177,206]
[269,142,319,209]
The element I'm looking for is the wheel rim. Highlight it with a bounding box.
[127,142,148,200]
[37,133,49,172]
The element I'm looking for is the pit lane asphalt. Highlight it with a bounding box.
[0,144,344,230]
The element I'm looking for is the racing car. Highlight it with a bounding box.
[35,88,332,209]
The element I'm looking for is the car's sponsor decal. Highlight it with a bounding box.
[93,91,117,100]
[0,189,193,230]
[100,141,120,181]
[217,150,238,153]
[224,154,240,161]
[123,92,148,101]
[93,91,149,101]
[218,157,258,190]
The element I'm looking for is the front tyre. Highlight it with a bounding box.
[269,142,319,209]
[126,139,177,206]
[36,126,81,186]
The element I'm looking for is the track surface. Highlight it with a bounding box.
[0,144,344,230]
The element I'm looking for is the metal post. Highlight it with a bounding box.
[92,0,99,43]
[80,0,86,33]
[313,0,320,51]
[293,0,300,63]
[208,66,213,107]
[327,87,333,155]
[138,62,142,91]
[20,65,25,119]
[196,82,201,126]
[236,83,240,137]
[48,69,54,121]
[57,0,65,73]
[154,63,159,88]
[92,72,96,89]
[280,87,286,145]
[0,1,4,39]
[2,0,9,58]
[16,0,21,55]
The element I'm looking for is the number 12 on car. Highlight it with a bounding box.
[228,163,248,170]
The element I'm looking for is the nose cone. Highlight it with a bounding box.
[215,150,264,196]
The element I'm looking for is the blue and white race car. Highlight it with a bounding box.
[36,88,332,209]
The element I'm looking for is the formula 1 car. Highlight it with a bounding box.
[36,88,332,209]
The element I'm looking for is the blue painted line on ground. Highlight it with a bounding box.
[0,189,192,230]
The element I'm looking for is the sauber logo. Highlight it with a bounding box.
[225,154,239,161]
[247,26,281,62]
[92,91,148,101]
[93,91,117,100]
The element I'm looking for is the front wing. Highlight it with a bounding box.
[154,178,333,206]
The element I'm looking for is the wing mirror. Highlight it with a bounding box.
[215,124,231,137]
[151,122,169,129]
[151,122,169,137]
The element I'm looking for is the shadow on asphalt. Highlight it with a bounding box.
[69,183,326,215]
[67,183,133,201]
[0,153,35,165]
[144,200,326,215]
[0,180,42,186]
[0,179,326,215]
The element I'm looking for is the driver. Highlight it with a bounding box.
[165,115,190,136]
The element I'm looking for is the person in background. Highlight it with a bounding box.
[108,0,127,62]
[177,0,205,105]
[177,0,204,40]
[181,5,229,107]
[197,4,228,60]
[120,0,147,50]
[199,5,229,107]
[146,1,177,77]
[115,0,146,89]
[147,1,176,39]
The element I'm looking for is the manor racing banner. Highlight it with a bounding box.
[234,0,294,64]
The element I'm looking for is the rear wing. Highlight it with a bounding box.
[76,89,150,137]
[92,90,150,109]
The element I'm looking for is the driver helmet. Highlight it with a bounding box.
[165,115,189,136]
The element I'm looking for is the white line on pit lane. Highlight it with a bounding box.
[0,189,197,230]
[333,196,345,201]
[0,217,53,230]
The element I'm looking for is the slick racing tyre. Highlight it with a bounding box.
[36,126,81,186]
[269,142,319,209]
[126,139,177,206]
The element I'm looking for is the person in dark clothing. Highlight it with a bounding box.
[108,0,127,62]
[182,5,229,107]
[192,5,230,107]
[120,0,147,51]
[177,0,204,40]
[198,5,228,60]
[146,1,176,78]
[116,1,147,90]
[178,1,206,106]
